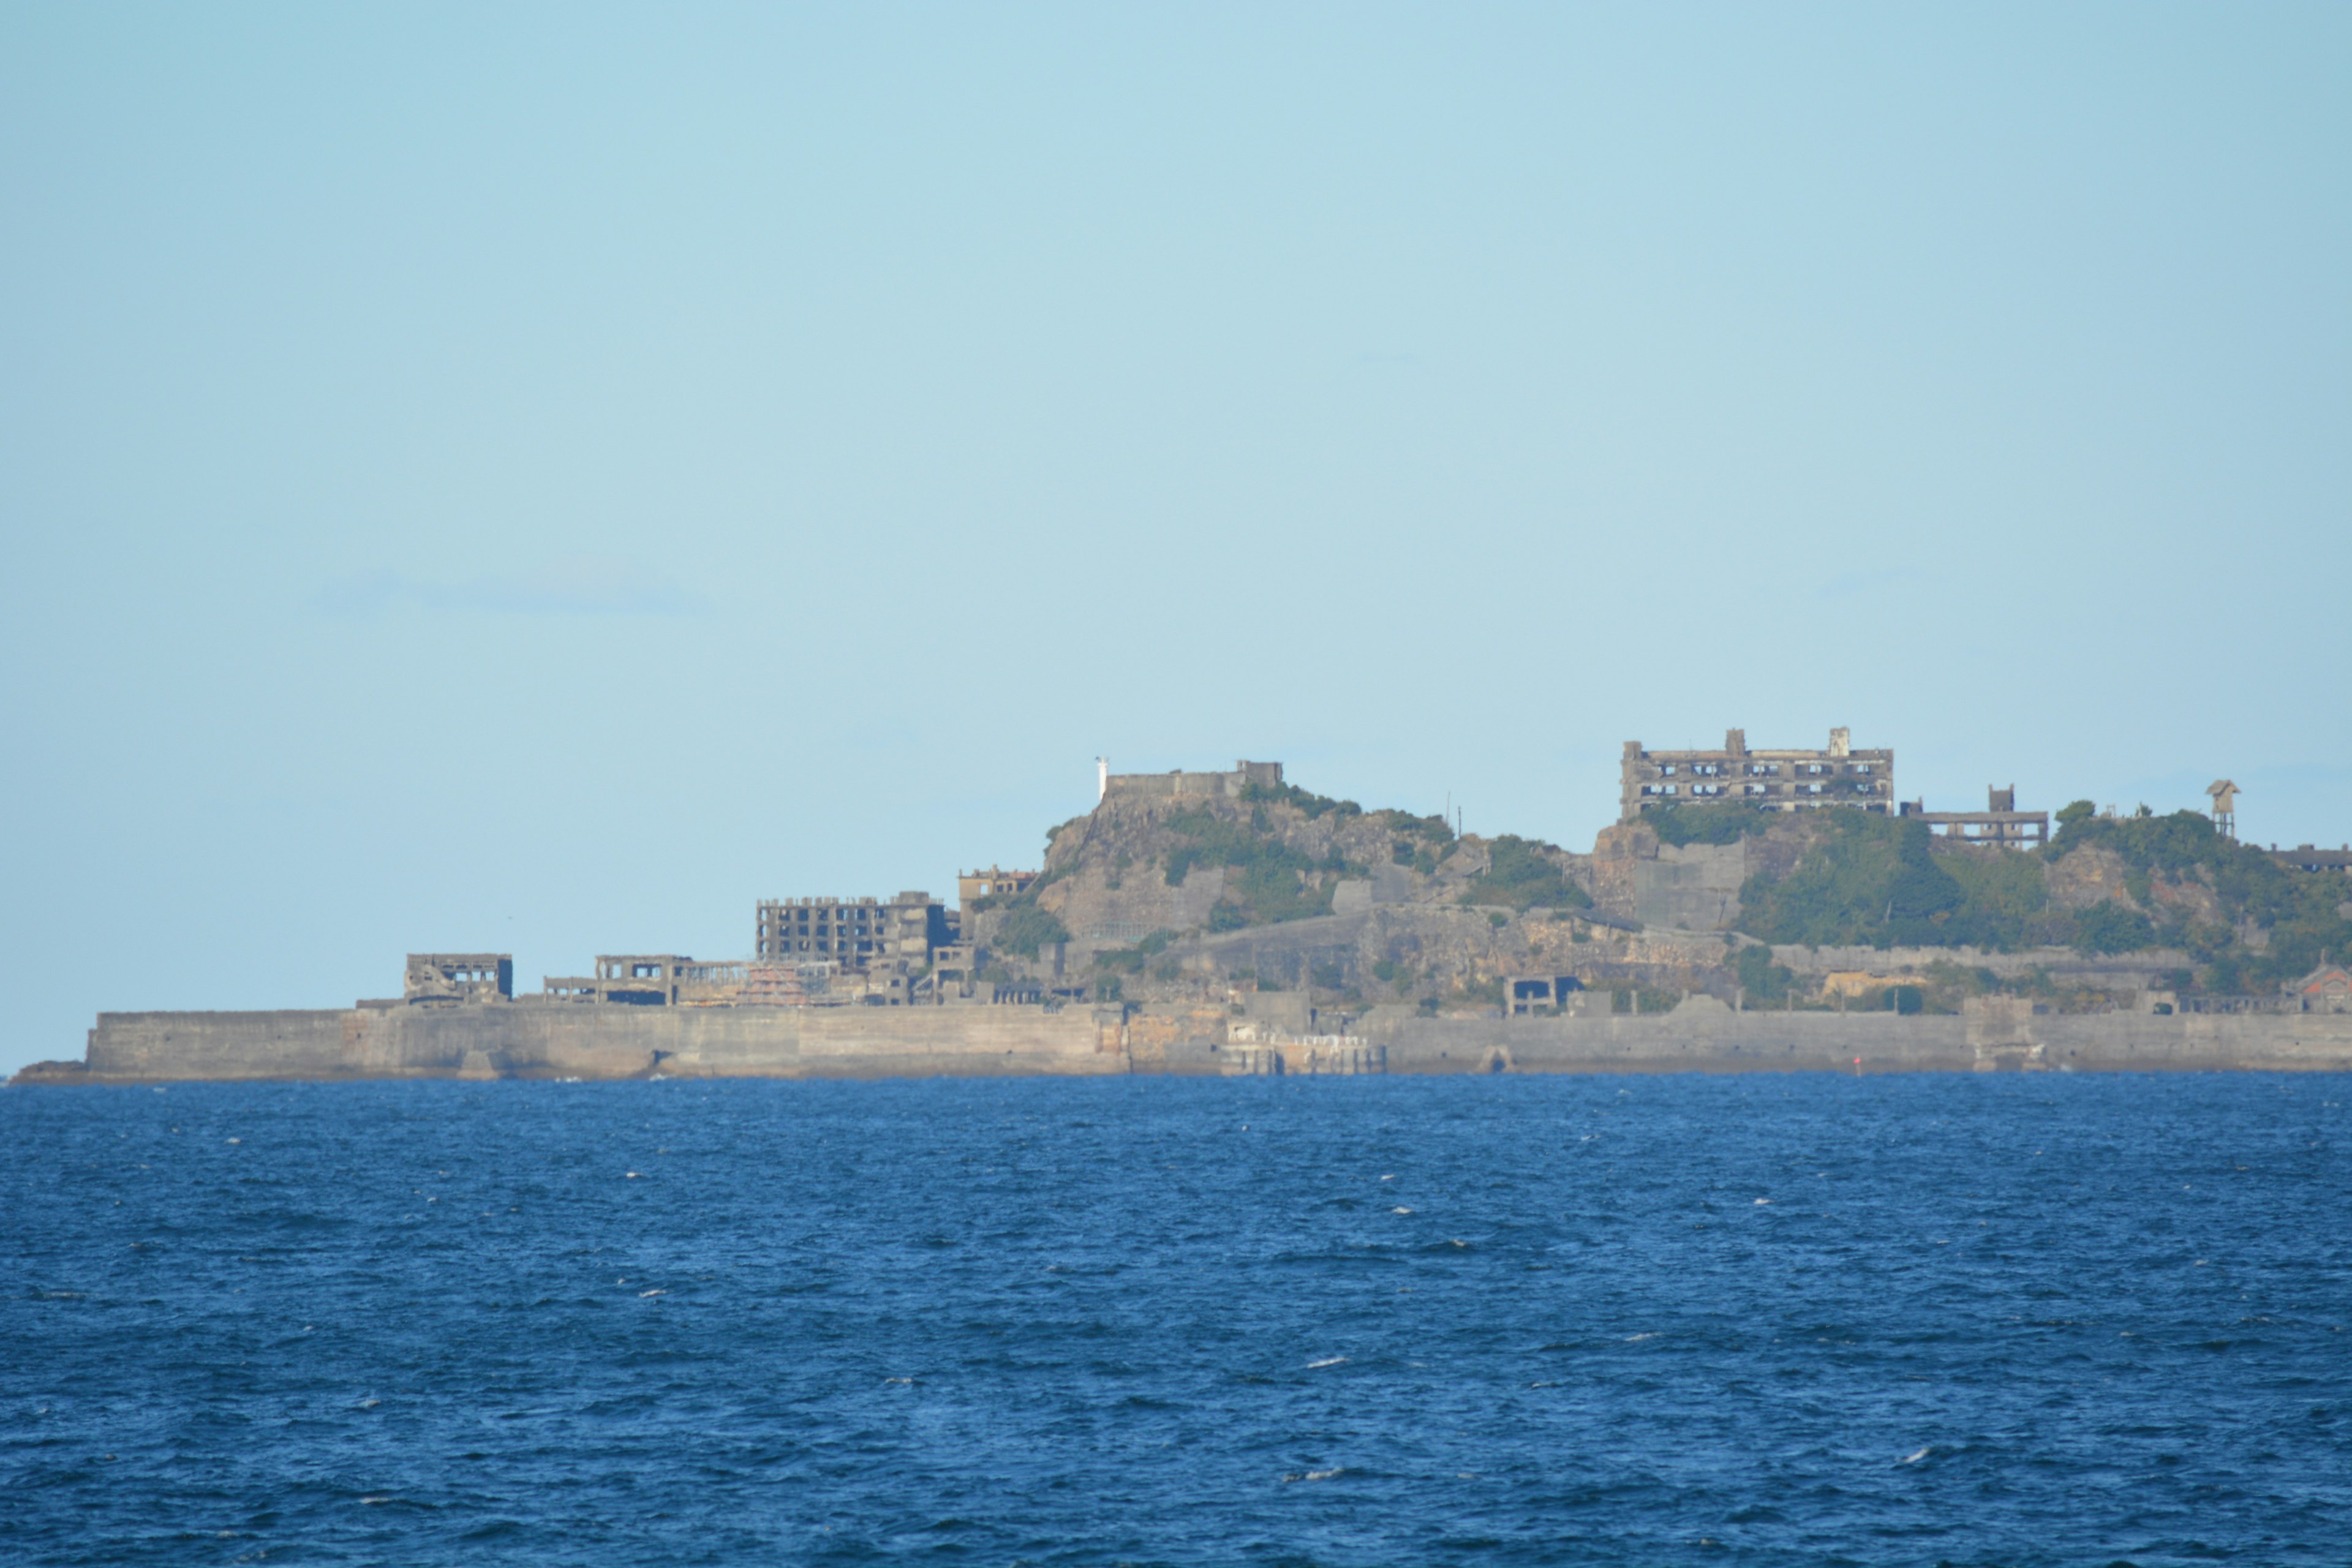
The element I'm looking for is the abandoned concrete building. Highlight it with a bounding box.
[1899,786,2051,847]
[541,956,749,1006]
[2272,844,2352,874]
[1102,759,1285,801]
[1507,974,1588,1016]
[1621,728,1894,821]
[404,954,513,1005]
[364,737,2332,1031]
[755,892,948,965]
[958,866,1040,911]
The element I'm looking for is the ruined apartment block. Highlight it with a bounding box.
[1621,728,1894,822]
[755,892,947,967]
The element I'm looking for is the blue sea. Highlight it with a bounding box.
[4,1072,2348,1566]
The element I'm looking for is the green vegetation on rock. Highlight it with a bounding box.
[1735,943,1795,1005]
[1643,803,1778,846]
[1238,778,1361,821]
[2047,807,2352,990]
[1738,815,1967,948]
[993,902,1071,959]
[1456,835,1591,912]
[1093,930,1176,976]
[1158,805,1357,928]
[1725,801,2350,995]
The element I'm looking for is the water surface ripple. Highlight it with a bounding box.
[4,1072,2348,1565]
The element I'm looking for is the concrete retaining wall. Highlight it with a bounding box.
[56,1003,1121,1084]
[18,995,2352,1085]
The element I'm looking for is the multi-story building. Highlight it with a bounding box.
[1621,728,1894,823]
[755,892,947,968]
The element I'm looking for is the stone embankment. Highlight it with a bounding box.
[13,995,2351,1085]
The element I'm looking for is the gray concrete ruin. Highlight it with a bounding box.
[1621,728,1894,821]
[403,954,513,1006]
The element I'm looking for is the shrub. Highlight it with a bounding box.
[1739,815,1962,948]
[2073,900,2157,954]
[1457,835,1591,912]
[1735,944,1794,1004]
[995,904,1071,959]
[1644,803,1776,846]
[1160,805,1349,927]
[1238,778,1362,821]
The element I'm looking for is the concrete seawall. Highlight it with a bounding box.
[13,997,2352,1084]
[1363,999,2352,1076]
[29,1004,1126,1084]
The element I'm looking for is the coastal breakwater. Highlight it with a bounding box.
[13,996,2352,1084]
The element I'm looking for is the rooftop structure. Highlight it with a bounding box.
[2207,779,2240,840]
[1898,785,2050,848]
[2286,962,2351,1013]
[2271,844,2352,873]
[959,865,1041,913]
[1621,728,1893,823]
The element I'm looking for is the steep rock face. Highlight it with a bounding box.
[1014,790,1464,951]
[2048,846,2141,912]
[1586,825,1651,924]
[2146,869,2226,926]
[973,786,1602,1001]
[1163,906,1730,1007]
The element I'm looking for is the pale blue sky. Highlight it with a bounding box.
[3,5,2346,1072]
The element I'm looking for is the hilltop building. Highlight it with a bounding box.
[1102,759,1285,802]
[1621,728,1893,822]
[1898,786,2050,848]
[959,866,1041,912]
[2271,845,2352,873]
